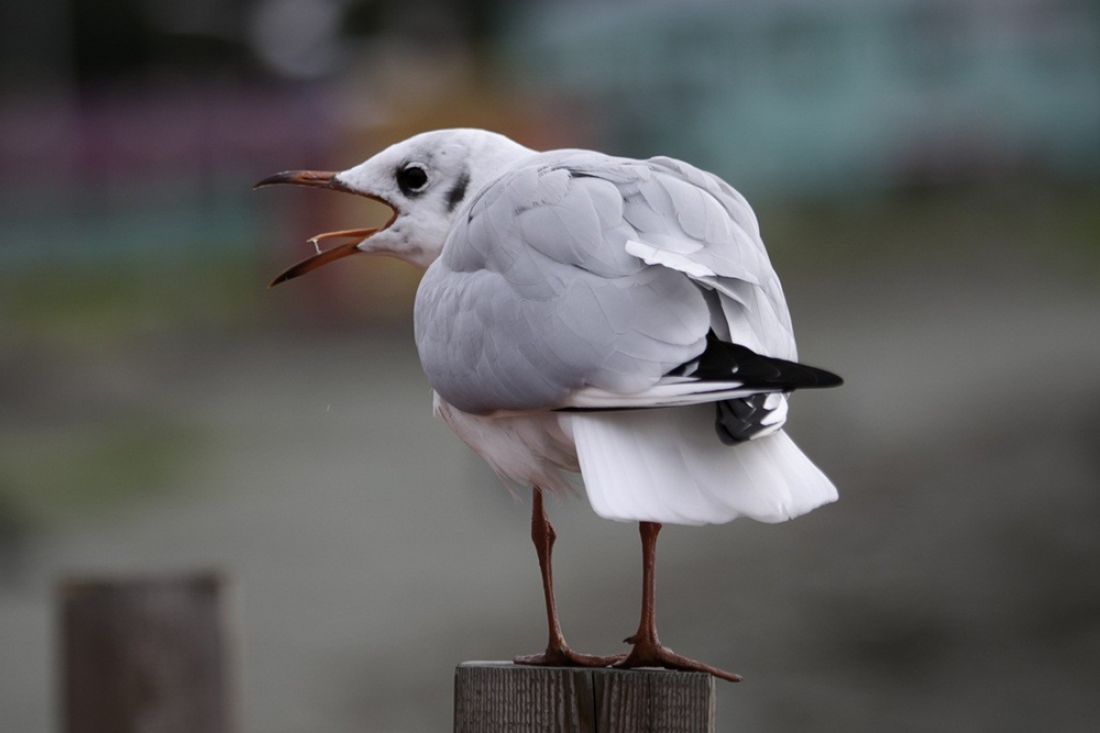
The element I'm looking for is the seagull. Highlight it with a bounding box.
[256,129,842,682]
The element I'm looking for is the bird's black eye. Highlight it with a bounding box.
[396,165,428,195]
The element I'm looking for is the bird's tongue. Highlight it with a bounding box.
[269,227,378,287]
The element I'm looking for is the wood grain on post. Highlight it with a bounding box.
[60,571,234,733]
[455,662,716,733]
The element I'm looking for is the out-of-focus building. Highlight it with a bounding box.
[504,0,1100,195]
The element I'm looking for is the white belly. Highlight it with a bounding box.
[432,393,579,495]
[433,393,836,527]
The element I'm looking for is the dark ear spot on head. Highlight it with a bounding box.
[445,169,471,213]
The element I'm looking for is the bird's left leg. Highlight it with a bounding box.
[514,488,622,668]
[614,521,742,682]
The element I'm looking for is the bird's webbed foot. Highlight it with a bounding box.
[614,634,742,682]
[514,642,624,668]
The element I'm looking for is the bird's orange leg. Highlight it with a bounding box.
[514,489,622,668]
[614,522,743,682]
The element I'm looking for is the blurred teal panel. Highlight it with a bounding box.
[503,0,1100,195]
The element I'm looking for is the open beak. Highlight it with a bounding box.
[255,170,396,287]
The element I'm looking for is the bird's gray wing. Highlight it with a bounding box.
[624,154,795,361]
[414,151,797,415]
[527,152,797,362]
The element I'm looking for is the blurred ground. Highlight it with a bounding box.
[2,187,1099,732]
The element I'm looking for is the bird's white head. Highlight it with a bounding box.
[256,128,534,285]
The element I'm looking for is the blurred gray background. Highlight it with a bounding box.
[2,0,1099,730]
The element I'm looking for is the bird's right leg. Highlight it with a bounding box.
[514,488,622,668]
[614,521,742,682]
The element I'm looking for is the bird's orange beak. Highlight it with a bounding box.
[255,170,395,287]
[254,169,345,191]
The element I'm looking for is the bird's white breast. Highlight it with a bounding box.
[432,393,580,496]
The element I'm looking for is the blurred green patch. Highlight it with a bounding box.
[0,251,267,348]
[1,176,275,347]
[0,223,277,530]
[758,182,1100,278]
[0,417,203,526]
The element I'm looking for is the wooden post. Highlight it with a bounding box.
[60,571,234,733]
[454,662,716,733]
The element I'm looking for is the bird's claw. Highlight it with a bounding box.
[614,638,742,683]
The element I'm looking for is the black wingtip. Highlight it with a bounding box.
[690,332,843,392]
[806,366,844,389]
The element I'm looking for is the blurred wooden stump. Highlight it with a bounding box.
[454,661,716,733]
[59,571,233,733]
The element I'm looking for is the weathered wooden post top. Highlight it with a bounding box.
[454,662,716,733]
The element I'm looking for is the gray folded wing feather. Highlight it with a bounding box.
[414,150,796,415]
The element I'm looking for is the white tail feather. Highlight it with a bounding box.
[569,405,837,525]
